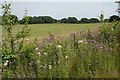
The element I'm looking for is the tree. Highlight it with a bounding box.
[60,18,68,23]
[89,18,100,23]
[67,17,78,23]
[80,18,90,23]
[109,15,120,22]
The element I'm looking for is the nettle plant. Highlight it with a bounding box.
[2,2,30,68]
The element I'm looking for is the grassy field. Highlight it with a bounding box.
[2,23,102,40]
[0,25,2,40]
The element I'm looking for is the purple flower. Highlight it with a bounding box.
[40,65,43,68]
[43,66,47,69]
[24,75,26,78]
[17,75,21,79]
[111,73,115,74]
[96,61,99,63]
[35,62,37,64]
[40,44,44,48]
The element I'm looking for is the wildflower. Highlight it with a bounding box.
[3,60,9,66]
[49,65,52,69]
[38,60,40,63]
[26,38,29,41]
[43,66,47,69]
[15,45,17,47]
[38,52,40,55]
[65,56,68,59]
[2,38,5,41]
[35,62,37,64]
[58,61,60,63]
[35,48,38,50]
[78,40,83,43]
[49,43,52,46]
[83,39,86,41]
[57,45,62,48]
[100,47,103,48]
[44,53,47,55]
[24,75,26,78]
[40,65,43,68]
[66,36,69,38]
[84,42,87,44]
[14,41,17,44]
[29,63,32,65]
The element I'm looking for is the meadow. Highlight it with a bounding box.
[1,2,119,79]
[2,23,102,40]
[2,22,118,78]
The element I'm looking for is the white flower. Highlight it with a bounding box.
[49,65,52,69]
[38,52,40,54]
[84,42,87,44]
[3,60,9,66]
[2,38,5,41]
[58,61,60,63]
[44,53,47,55]
[66,36,69,38]
[101,47,103,48]
[49,43,52,46]
[35,48,38,50]
[78,40,83,43]
[57,45,62,48]
[38,60,40,63]
[65,56,68,59]
[26,38,29,41]
[14,41,17,44]
[15,45,17,47]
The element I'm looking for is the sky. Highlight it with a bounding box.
[0,0,117,2]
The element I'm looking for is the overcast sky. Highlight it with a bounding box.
[1,0,116,2]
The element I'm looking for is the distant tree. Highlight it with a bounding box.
[109,15,120,22]
[60,18,68,23]
[67,17,78,23]
[89,18,100,23]
[19,16,57,24]
[80,18,90,23]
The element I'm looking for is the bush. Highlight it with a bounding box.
[109,15,120,22]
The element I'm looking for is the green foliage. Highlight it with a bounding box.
[60,18,68,23]
[109,15,120,22]
[67,17,78,23]
[0,16,2,25]
[19,16,57,24]
[99,11,104,22]
[2,15,18,25]
[89,18,100,23]
[79,18,90,23]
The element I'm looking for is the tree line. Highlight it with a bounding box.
[0,15,120,25]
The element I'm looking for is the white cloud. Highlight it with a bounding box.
[1,0,116,2]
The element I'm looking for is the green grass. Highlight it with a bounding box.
[0,25,2,40]
[2,23,102,39]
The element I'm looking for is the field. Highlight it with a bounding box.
[2,22,118,78]
[2,23,102,40]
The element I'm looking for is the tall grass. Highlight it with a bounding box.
[2,21,118,78]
